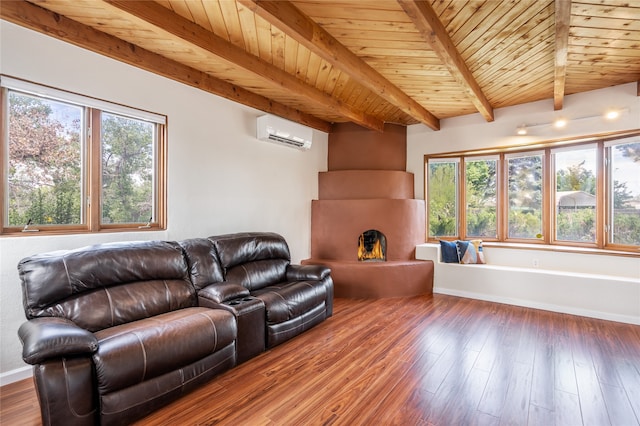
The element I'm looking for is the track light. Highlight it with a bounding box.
[605,110,619,120]
[515,107,630,135]
[604,108,629,120]
[553,118,567,128]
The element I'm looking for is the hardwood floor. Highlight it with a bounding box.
[2,294,639,425]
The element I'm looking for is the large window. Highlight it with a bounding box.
[507,152,543,239]
[1,76,166,235]
[6,92,84,227]
[465,156,498,238]
[100,112,156,225]
[426,131,640,252]
[427,158,458,237]
[608,137,640,246]
[553,145,597,243]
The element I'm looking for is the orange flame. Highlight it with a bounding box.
[358,235,384,261]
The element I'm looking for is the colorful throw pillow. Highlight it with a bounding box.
[439,240,459,263]
[469,239,486,264]
[455,240,477,264]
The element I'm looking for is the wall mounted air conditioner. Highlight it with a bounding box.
[257,114,313,150]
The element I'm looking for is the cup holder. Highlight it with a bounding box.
[227,297,255,306]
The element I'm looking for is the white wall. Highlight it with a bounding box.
[407,82,640,324]
[0,21,327,383]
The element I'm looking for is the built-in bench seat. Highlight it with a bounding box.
[415,243,640,325]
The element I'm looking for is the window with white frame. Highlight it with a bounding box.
[1,76,167,235]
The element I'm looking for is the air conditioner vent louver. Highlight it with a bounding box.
[266,134,308,148]
[257,114,312,150]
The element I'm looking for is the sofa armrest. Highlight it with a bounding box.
[287,264,331,281]
[18,317,98,365]
[198,283,250,304]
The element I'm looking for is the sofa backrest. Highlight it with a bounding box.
[210,232,291,291]
[179,238,225,290]
[18,241,195,332]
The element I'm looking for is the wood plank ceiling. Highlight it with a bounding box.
[2,0,639,132]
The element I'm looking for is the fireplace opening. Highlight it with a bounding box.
[357,230,386,262]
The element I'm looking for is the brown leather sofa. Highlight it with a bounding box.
[17,233,333,426]
[181,233,334,360]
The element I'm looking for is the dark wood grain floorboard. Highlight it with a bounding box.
[1,294,639,426]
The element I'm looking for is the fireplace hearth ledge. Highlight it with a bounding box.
[302,258,434,299]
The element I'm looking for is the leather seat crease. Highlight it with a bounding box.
[93,307,235,394]
[252,281,327,324]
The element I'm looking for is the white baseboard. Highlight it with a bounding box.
[0,366,32,387]
[434,286,640,325]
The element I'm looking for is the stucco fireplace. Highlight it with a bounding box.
[302,123,434,298]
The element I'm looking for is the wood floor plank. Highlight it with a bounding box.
[472,304,511,373]
[500,361,534,426]
[571,316,613,426]
[554,325,579,395]
[422,348,480,424]
[613,358,640,425]
[451,367,495,425]
[353,348,441,425]
[555,389,584,426]
[2,294,639,426]
[530,309,556,412]
[600,382,640,426]
[477,306,526,418]
[528,403,555,426]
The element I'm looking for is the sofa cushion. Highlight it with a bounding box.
[179,238,225,290]
[93,307,236,394]
[470,239,486,264]
[225,259,289,291]
[454,239,486,264]
[455,240,478,264]
[439,240,459,263]
[19,241,194,329]
[252,281,327,324]
[211,232,290,270]
[34,280,196,332]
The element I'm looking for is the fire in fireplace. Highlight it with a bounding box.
[357,230,386,262]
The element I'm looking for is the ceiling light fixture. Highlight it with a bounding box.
[515,107,630,135]
[605,110,619,120]
[604,108,629,120]
[553,118,567,128]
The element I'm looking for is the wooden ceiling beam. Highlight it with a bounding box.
[239,0,440,131]
[104,0,384,132]
[0,0,332,132]
[554,0,571,110]
[397,0,494,122]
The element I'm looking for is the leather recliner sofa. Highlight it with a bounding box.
[180,233,334,360]
[17,233,333,426]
